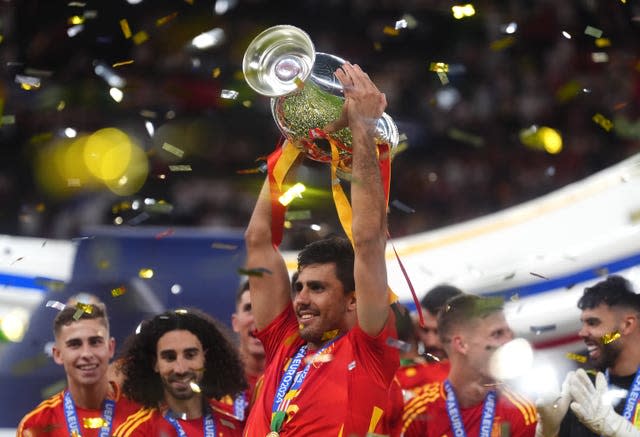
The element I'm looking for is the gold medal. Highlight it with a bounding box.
[266,432,280,437]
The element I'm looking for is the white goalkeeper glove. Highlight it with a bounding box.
[569,368,640,437]
[535,371,573,437]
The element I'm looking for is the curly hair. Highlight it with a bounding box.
[119,308,247,407]
[297,236,355,293]
[578,275,640,312]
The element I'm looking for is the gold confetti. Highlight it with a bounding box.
[133,31,149,45]
[119,19,132,39]
[602,331,621,344]
[584,26,603,38]
[111,286,126,297]
[212,67,221,78]
[169,165,192,172]
[112,60,134,68]
[556,80,581,102]
[595,38,611,48]
[278,183,305,206]
[383,26,400,36]
[139,268,154,279]
[566,352,587,363]
[373,41,382,51]
[429,62,449,73]
[593,113,614,131]
[162,142,184,158]
[490,36,516,51]
[189,382,201,393]
[156,12,178,27]
[68,15,85,25]
[321,329,340,341]
[83,417,107,429]
[294,77,305,89]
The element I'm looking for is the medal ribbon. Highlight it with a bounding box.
[63,390,115,437]
[233,391,247,421]
[270,336,342,433]
[164,410,217,437]
[444,380,497,437]
[605,367,640,422]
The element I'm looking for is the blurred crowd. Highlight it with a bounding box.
[0,0,638,249]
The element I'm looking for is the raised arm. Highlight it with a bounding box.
[335,63,389,336]
[244,177,294,330]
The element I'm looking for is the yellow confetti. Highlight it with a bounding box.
[278,183,306,206]
[139,268,154,279]
[242,100,252,108]
[593,113,614,131]
[112,60,134,68]
[294,77,305,89]
[490,36,515,51]
[119,19,132,39]
[383,26,400,36]
[83,417,107,429]
[321,329,340,341]
[595,38,611,48]
[566,352,587,363]
[429,62,449,73]
[602,331,621,344]
[162,142,184,158]
[156,12,178,27]
[212,67,221,78]
[556,80,581,102]
[132,31,149,45]
[373,41,382,51]
[189,382,201,393]
[452,4,476,19]
[111,286,126,297]
[68,16,84,25]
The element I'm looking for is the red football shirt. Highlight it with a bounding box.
[113,399,243,437]
[396,360,451,397]
[244,304,399,436]
[402,382,537,437]
[17,383,141,437]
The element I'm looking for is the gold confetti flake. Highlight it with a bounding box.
[429,62,449,73]
[162,142,184,158]
[156,12,178,27]
[111,286,126,297]
[602,331,621,344]
[83,417,107,429]
[373,41,382,51]
[119,19,132,39]
[112,60,134,68]
[595,38,611,48]
[321,329,339,341]
[139,268,154,279]
[490,36,516,51]
[242,100,252,108]
[189,382,201,393]
[383,26,400,36]
[68,15,85,25]
[133,31,149,45]
[212,67,221,78]
[593,113,614,131]
[566,352,587,363]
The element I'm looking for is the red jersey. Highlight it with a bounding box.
[244,304,399,436]
[218,372,262,421]
[113,399,243,437]
[397,360,451,399]
[17,383,141,437]
[402,382,537,437]
[386,377,404,437]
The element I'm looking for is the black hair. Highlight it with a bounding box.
[297,236,355,293]
[235,280,250,306]
[420,284,464,316]
[119,308,246,407]
[578,275,640,312]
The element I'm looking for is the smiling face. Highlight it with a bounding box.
[232,290,264,359]
[579,304,624,370]
[53,319,115,390]
[292,263,355,348]
[154,330,206,401]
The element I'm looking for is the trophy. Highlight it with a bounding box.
[243,25,399,171]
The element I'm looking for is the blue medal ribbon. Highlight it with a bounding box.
[233,391,247,421]
[164,409,217,437]
[444,380,497,437]
[63,390,116,437]
[270,335,342,433]
[605,367,640,421]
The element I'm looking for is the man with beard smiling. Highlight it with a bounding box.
[114,308,247,437]
[536,276,640,437]
[242,63,399,436]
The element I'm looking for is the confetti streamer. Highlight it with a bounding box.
[169,165,192,172]
[46,300,66,311]
[584,26,603,38]
[112,60,134,68]
[162,142,184,158]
